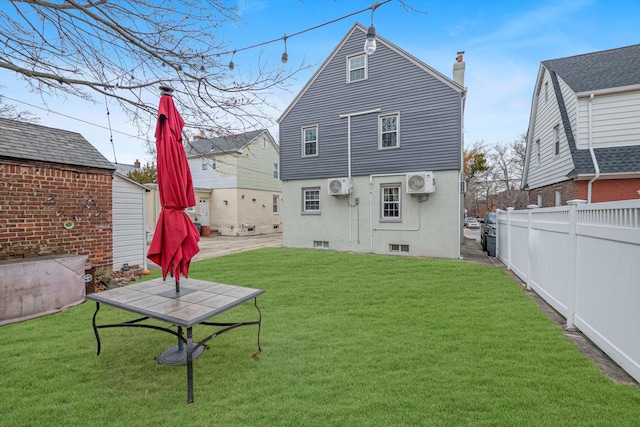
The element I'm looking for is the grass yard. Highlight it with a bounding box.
[1,248,639,426]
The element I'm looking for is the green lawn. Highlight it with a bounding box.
[1,248,639,426]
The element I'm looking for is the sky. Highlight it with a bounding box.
[1,0,639,166]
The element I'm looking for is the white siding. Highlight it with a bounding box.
[527,71,575,189]
[188,157,237,189]
[576,89,640,149]
[112,175,146,270]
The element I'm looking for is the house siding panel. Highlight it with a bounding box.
[527,70,575,189]
[577,90,640,149]
[280,31,461,180]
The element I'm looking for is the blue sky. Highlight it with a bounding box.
[1,0,639,165]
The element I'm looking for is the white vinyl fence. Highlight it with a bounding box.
[496,199,640,384]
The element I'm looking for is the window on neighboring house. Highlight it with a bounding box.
[302,125,318,157]
[555,189,562,207]
[347,54,367,82]
[211,158,216,170]
[202,158,207,171]
[537,192,543,207]
[273,163,279,179]
[379,113,399,149]
[302,188,320,214]
[553,125,560,156]
[535,139,541,166]
[380,184,401,222]
[544,81,548,103]
[273,195,279,214]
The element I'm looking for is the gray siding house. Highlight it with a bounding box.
[278,23,466,258]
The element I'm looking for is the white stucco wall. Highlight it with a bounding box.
[282,170,460,258]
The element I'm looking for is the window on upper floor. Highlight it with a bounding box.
[544,81,549,103]
[273,162,279,179]
[347,53,367,83]
[202,157,207,171]
[379,113,399,149]
[302,125,318,157]
[380,183,401,222]
[553,125,560,156]
[302,187,320,214]
[535,139,541,167]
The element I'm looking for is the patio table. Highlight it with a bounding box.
[87,277,264,403]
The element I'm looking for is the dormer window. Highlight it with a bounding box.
[347,54,367,83]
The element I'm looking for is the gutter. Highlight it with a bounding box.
[587,93,600,203]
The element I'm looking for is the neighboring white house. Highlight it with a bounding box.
[522,44,640,207]
[113,164,149,270]
[145,129,282,237]
[277,23,466,259]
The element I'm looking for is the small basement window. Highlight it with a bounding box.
[389,244,409,253]
[313,240,329,249]
[273,224,279,231]
[247,226,255,233]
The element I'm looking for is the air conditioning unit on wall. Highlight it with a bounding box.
[327,177,351,196]
[406,172,435,194]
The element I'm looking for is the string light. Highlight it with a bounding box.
[228,50,236,71]
[281,35,288,64]
[365,2,382,55]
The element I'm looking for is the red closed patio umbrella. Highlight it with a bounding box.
[147,86,200,293]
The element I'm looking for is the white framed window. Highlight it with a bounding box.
[347,53,367,83]
[202,157,207,171]
[273,162,279,179]
[302,187,320,214]
[302,125,318,157]
[272,195,279,214]
[555,189,562,207]
[379,113,399,149]
[389,244,409,253]
[313,240,329,248]
[553,125,560,156]
[535,139,541,166]
[380,184,401,222]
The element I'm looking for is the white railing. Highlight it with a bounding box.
[497,199,640,384]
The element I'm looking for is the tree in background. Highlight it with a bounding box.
[127,163,157,185]
[0,93,39,123]
[1,0,305,140]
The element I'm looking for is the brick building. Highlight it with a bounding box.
[0,118,115,269]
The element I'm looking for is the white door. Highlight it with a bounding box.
[199,198,210,225]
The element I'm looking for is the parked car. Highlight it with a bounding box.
[466,218,480,229]
[480,212,497,251]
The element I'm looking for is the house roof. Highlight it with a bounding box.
[542,44,640,93]
[541,44,640,178]
[277,22,464,124]
[0,118,115,170]
[184,129,270,157]
[114,163,140,176]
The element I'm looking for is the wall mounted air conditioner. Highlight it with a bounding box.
[327,177,351,196]
[406,172,435,194]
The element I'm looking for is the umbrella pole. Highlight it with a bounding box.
[175,278,180,294]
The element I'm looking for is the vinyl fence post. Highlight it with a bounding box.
[566,199,586,331]
[526,204,539,290]
[506,207,515,271]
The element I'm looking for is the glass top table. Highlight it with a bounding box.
[87,277,264,403]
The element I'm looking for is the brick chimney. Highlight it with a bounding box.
[453,51,465,86]
[134,159,140,168]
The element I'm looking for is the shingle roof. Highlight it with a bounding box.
[0,118,115,170]
[185,129,265,157]
[543,44,640,177]
[542,44,640,93]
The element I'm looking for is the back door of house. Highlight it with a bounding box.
[199,198,209,225]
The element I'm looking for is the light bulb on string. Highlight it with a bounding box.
[281,35,288,64]
[364,25,376,55]
[229,50,236,71]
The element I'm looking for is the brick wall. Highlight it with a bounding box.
[0,159,113,269]
[528,178,640,207]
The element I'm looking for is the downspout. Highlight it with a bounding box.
[587,93,600,203]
